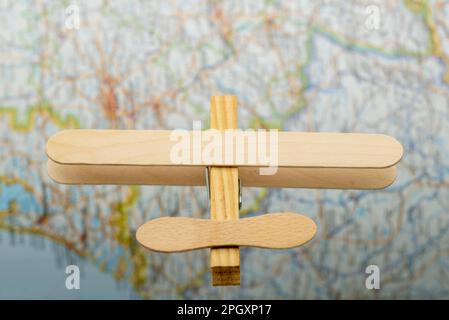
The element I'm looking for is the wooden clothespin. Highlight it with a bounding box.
[46,95,403,286]
[207,96,240,285]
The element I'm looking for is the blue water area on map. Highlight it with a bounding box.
[0,231,134,299]
[0,184,40,213]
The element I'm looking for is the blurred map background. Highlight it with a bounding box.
[1,0,449,299]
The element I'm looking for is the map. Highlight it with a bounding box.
[1,0,449,299]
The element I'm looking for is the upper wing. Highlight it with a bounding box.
[46,129,403,168]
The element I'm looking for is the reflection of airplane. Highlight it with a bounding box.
[46,95,403,286]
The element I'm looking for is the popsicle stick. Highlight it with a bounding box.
[46,130,403,169]
[136,213,317,252]
[47,159,398,189]
[209,95,240,286]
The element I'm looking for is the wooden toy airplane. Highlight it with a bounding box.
[46,95,403,286]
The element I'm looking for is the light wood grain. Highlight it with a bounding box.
[47,159,398,189]
[136,213,317,252]
[46,130,403,169]
[209,95,240,286]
